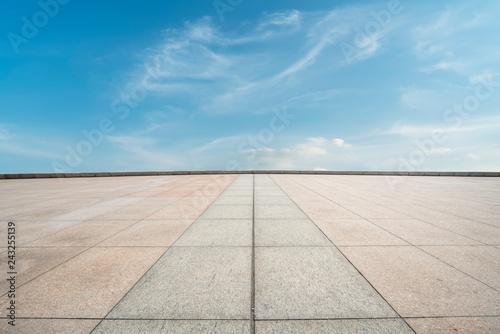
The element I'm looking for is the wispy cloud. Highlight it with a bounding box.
[123,6,390,119]
[259,10,301,29]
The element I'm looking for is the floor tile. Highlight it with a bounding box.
[368,219,481,245]
[0,246,87,293]
[296,204,360,219]
[99,220,194,247]
[92,320,250,333]
[146,205,206,220]
[107,247,251,319]
[255,219,331,246]
[4,319,100,334]
[405,316,500,334]
[428,218,500,245]
[25,220,139,247]
[0,247,167,318]
[340,246,500,317]
[199,205,253,219]
[255,319,414,333]
[420,245,500,291]
[313,218,408,246]
[174,219,252,246]
[255,205,307,219]
[255,247,397,319]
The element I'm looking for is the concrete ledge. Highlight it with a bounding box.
[1,170,499,180]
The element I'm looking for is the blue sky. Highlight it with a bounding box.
[1,0,499,173]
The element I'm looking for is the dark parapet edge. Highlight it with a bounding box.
[1,170,499,180]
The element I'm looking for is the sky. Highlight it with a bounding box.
[1,0,499,173]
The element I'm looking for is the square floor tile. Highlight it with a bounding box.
[340,246,500,317]
[255,247,397,319]
[0,247,167,318]
[107,247,251,319]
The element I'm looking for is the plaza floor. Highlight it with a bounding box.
[1,174,499,333]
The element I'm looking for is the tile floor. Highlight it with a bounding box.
[0,174,499,333]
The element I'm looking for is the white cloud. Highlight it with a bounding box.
[419,60,468,73]
[411,6,494,76]
[382,116,500,138]
[121,6,392,119]
[469,70,495,85]
[260,10,301,29]
[106,136,154,145]
[468,153,479,160]
[332,138,351,148]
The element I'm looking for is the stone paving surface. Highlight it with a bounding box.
[0,174,499,333]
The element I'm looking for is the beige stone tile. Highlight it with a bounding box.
[429,218,500,245]
[420,246,500,291]
[11,206,85,220]
[405,316,500,334]
[0,246,87,294]
[99,220,194,246]
[25,220,138,247]
[3,319,100,334]
[369,219,481,245]
[297,204,360,219]
[313,218,408,246]
[0,220,85,246]
[95,206,161,220]
[340,246,500,317]
[341,204,410,219]
[174,196,217,207]
[146,205,206,220]
[0,247,167,318]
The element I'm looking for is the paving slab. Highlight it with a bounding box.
[255,246,398,319]
[255,319,414,333]
[367,218,481,245]
[25,219,139,247]
[145,205,207,220]
[92,320,250,334]
[255,218,331,246]
[99,220,194,247]
[313,218,408,246]
[174,219,252,246]
[340,246,500,317]
[420,245,500,291]
[405,316,500,334]
[340,204,411,219]
[425,218,500,245]
[296,203,360,219]
[0,247,167,318]
[0,246,87,294]
[4,319,100,334]
[199,204,253,219]
[254,196,295,205]
[0,220,85,246]
[213,196,254,205]
[255,205,308,219]
[107,246,252,319]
